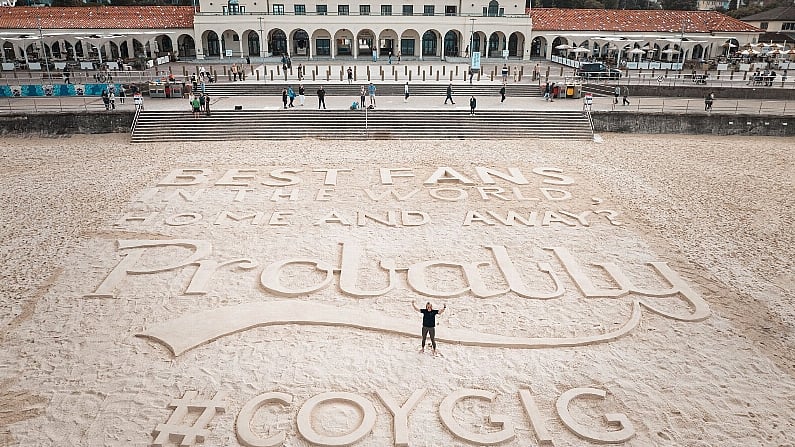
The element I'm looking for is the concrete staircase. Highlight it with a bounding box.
[130,109,593,142]
[202,82,543,98]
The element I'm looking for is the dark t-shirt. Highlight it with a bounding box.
[420,309,439,328]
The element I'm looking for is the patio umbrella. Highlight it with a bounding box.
[571,47,590,53]
[721,42,737,48]
[661,48,680,54]
[628,48,646,54]
[555,44,572,50]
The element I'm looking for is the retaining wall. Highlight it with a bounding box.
[0,111,792,137]
[591,112,794,136]
[0,112,134,135]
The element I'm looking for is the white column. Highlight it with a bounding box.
[331,36,336,60]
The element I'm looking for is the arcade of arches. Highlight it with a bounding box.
[0,33,194,64]
[196,27,528,59]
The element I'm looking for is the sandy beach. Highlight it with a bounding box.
[0,133,792,446]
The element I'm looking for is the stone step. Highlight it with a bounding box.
[131,110,592,142]
[201,83,543,98]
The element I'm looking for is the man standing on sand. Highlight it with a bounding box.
[412,301,446,355]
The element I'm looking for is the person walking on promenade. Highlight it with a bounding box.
[199,93,206,112]
[613,85,621,104]
[368,82,377,107]
[118,86,126,104]
[469,96,477,115]
[532,63,540,81]
[281,87,288,109]
[704,91,714,112]
[501,63,509,83]
[347,67,353,84]
[298,84,305,106]
[445,83,455,104]
[404,82,410,102]
[287,85,296,107]
[468,68,473,84]
[622,86,630,106]
[108,90,116,110]
[317,85,327,109]
[412,301,446,355]
[204,93,211,117]
[500,83,506,103]
[360,85,366,110]
[543,82,550,101]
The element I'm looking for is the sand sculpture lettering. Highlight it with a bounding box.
[82,239,709,356]
[88,165,707,445]
[166,387,635,446]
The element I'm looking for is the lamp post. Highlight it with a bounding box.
[469,17,475,68]
[258,16,265,60]
[37,18,51,81]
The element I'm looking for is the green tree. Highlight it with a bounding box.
[661,0,696,9]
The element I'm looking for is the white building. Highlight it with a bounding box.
[0,5,761,66]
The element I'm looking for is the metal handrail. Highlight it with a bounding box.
[610,98,792,115]
[130,106,142,133]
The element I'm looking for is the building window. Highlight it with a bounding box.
[338,4,349,14]
[402,4,413,15]
[445,5,456,15]
[295,4,306,14]
[272,3,284,14]
[360,4,370,14]
[316,4,327,14]
[782,22,795,30]
[486,0,499,16]
[760,21,768,29]
[227,0,240,14]
[423,5,434,15]
[381,4,392,15]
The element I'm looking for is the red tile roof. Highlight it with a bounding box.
[530,8,761,33]
[0,6,194,30]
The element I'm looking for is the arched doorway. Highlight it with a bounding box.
[472,33,482,54]
[158,35,173,54]
[443,30,458,57]
[206,31,220,57]
[488,32,501,57]
[422,31,438,57]
[269,29,287,56]
[178,35,196,58]
[356,29,375,57]
[692,44,704,60]
[530,36,546,57]
[246,32,260,57]
[293,29,309,56]
[108,41,120,59]
[508,32,521,57]
[2,42,15,60]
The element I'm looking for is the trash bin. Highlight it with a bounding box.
[568,85,582,99]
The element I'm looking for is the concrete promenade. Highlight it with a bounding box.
[1,59,794,115]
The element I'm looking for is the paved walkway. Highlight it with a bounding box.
[2,59,794,114]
